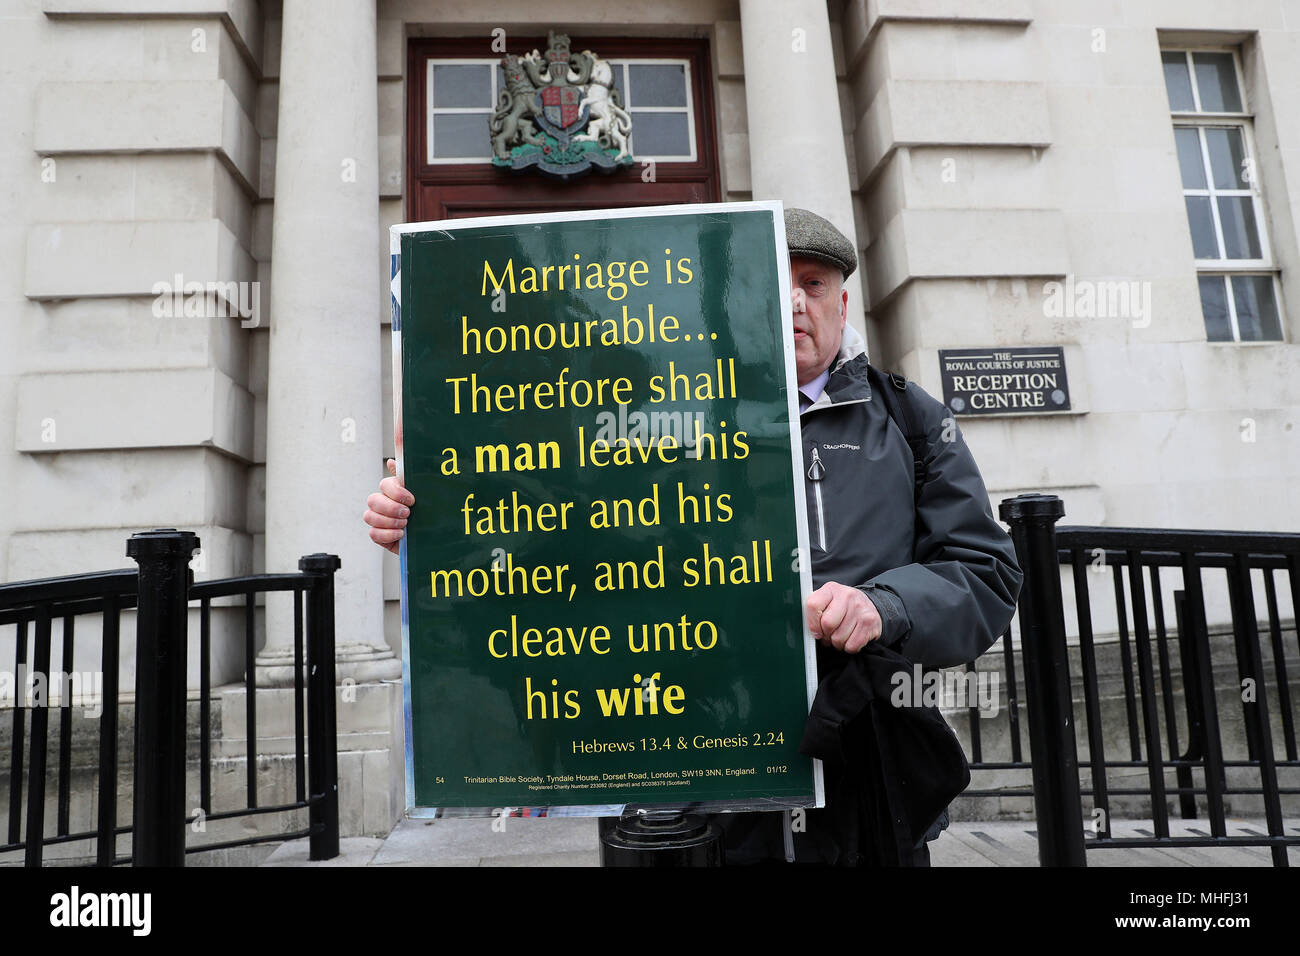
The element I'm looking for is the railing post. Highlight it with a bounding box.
[301,553,340,861]
[998,495,1086,867]
[1171,591,1204,820]
[127,528,199,867]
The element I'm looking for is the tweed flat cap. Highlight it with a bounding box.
[784,207,857,278]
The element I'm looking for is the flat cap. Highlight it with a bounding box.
[784,207,857,278]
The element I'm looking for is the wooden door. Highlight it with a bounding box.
[406,36,721,223]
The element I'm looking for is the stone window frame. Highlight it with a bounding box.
[1163,46,1285,343]
[424,56,699,164]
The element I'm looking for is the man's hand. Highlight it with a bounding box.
[364,458,415,555]
[805,581,882,653]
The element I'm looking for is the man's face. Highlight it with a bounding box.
[790,256,848,386]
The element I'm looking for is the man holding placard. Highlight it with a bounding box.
[365,205,1020,866]
[705,208,1021,865]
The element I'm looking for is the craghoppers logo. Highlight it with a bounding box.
[820,443,860,451]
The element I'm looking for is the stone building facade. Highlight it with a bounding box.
[2,0,1298,835]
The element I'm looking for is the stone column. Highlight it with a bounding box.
[739,0,868,329]
[260,0,398,684]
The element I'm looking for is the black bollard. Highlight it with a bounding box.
[998,494,1086,867]
[599,809,724,866]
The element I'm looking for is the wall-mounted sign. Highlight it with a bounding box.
[490,31,636,179]
[938,347,1071,415]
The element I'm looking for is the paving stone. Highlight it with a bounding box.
[929,830,998,867]
[255,817,1299,866]
[261,836,382,866]
[367,816,598,866]
[479,851,600,867]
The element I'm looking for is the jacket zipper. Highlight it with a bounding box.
[807,446,827,550]
[783,809,795,862]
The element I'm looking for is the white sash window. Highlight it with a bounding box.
[1163,48,1284,342]
[426,58,695,164]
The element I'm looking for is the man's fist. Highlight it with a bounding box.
[364,458,416,555]
[805,581,882,653]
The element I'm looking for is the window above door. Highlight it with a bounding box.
[406,36,721,222]
[426,58,698,164]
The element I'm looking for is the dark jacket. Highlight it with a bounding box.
[798,641,972,866]
[800,325,1023,669]
[716,325,1022,864]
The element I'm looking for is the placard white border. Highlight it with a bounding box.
[391,200,823,818]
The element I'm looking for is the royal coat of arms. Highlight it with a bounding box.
[490,32,635,179]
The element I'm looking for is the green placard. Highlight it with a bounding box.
[391,202,821,813]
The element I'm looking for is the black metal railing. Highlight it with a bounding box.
[954,626,1032,808]
[993,494,1300,866]
[0,530,340,866]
